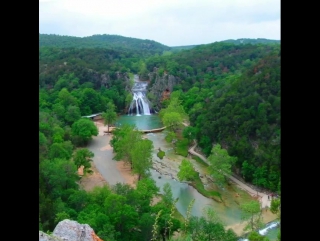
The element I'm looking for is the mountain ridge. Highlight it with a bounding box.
[39,33,280,51]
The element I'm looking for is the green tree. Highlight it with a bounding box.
[52,125,65,143]
[182,126,197,144]
[54,73,79,91]
[58,88,78,108]
[65,105,81,124]
[48,141,73,160]
[77,203,117,241]
[162,183,174,207]
[159,96,188,122]
[54,211,70,224]
[135,178,159,214]
[270,197,281,232]
[125,92,133,109]
[39,131,48,160]
[138,213,155,241]
[207,144,237,185]
[40,158,79,199]
[52,103,65,120]
[187,215,238,241]
[240,200,263,232]
[253,165,268,188]
[79,88,104,114]
[111,124,142,167]
[241,160,255,182]
[163,112,183,132]
[177,159,197,182]
[130,139,153,180]
[103,193,139,240]
[73,148,94,175]
[165,131,177,144]
[71,118,98,146]
[102,102,118,133]
[247,231,270,241]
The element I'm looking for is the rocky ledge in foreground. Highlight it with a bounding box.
[39,219,103,241]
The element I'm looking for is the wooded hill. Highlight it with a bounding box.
[221,38,280,45]
[143,42,280,190]
[39,35,280,189]
[39,33,280,238]
[39,33,171,56]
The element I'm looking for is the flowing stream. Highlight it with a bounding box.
[112,75,279,240]
[115,114,279,240]
[116,111,252,225]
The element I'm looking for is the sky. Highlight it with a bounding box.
[39,0,280,47]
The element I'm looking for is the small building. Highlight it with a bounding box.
[82,113,103,120]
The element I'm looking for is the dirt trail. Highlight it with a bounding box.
[188,142,272,208]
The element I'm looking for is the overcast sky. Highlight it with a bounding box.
[39,0,280,47]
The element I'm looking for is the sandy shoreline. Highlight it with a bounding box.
[116,161,138,188]
[87,121,138,188]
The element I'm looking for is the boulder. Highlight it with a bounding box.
[39,219,103,241]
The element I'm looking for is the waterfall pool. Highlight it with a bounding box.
[115,114,279,238]
[115,114,163,130]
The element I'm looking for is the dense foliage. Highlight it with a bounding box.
[144,41,281,192]
[39,33,280,239]
[40,34,171,56]
[194,52,281,191]
[221,38,280,45]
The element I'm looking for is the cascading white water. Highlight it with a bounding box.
[238,221,280,241]
[128,75,152,116]
[135,97,140,116]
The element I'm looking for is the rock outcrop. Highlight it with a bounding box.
[148,72,177,111]
[161,88,171,102]
[39,219,103,241]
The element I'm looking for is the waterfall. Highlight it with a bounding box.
[238,221,280,241]
[128,75,152,116]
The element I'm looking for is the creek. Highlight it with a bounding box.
[112,74,279,240]
[116,115,250,223]
[115,114,279,240]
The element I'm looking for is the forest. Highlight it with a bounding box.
[39,33,280,241]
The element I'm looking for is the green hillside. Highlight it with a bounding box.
[39,33,171,55]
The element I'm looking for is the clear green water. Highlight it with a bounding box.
[115,115,277,234]
[146,131,252,226]
[115,114,163,130]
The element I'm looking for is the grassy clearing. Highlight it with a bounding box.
[175,138,189,157]
[190,173,222,203]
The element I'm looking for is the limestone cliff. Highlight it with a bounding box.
[161,88,171,102]
[39,219,103,241]
[148,70,177,111]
